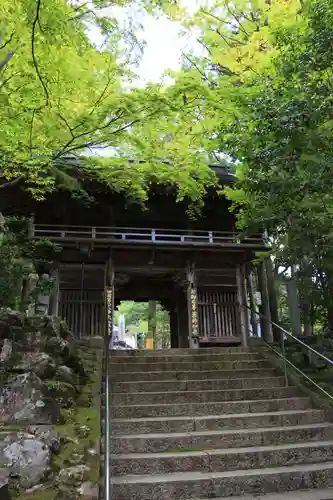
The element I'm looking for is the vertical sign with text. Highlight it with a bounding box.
[106,286,113,339]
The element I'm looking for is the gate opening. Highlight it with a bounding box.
[112,301,171,350]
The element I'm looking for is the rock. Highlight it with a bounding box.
[24,484,43,494]
[46,337,73,362]
[0,372,53,423]
[0,339,12,363]
[27,425,61,455]
[308,350,327,369]
[78,481,98,499]
[57,465,91,488]
[0,469,11,500]
[14,352,56,379]
[0,309,26,349]
[56,365,76,384]
[0,308,24,330]
[0,433,51,488]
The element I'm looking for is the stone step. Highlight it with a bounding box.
[111,461,333,499]
[110,368,277,383]
[110,359,270,373]
[111,386,298,406]
[111,440,333,476]
[112,396,311,418]
[112,409,325,435]
[110,347,264,357]
[112,376,285,394]
[110,423,333,454]
[110,352,264,364]
[206,488,333,499]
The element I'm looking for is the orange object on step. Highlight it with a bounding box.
[145,338,153,350]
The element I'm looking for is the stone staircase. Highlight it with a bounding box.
[109,348,333,499]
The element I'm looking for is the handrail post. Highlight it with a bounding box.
[280,328,288,387]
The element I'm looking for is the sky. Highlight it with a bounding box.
[135,15,186,83]
[87,0,206,84]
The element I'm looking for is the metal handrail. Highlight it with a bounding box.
[103,299,112,500]
[103,358,111,500]
[243,304,333,402]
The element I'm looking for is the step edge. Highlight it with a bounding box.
[111,409,323,423]
[111,460,333,484]
[111,422,333,440]
[111,439,333,460]
[112,396,310,410]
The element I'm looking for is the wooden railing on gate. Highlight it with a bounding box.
[32,224,265,248]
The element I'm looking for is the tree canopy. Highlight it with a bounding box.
[0,0,216,204]
[157,0,333,332]
[4,0,333,332]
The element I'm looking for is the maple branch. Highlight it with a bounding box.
[0,33,14,50]
[0,50,15,72]
[182,52,209,82]
[31,0,49,105]
[0,178,21,190]
[29,109,37,150]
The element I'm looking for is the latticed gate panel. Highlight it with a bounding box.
[59,290,104,337]
[197,288,240,339]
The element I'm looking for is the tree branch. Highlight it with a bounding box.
[223,2,251,38]
[0,33,14,50]
[182,52,209,81]
[0,50,15,72]
[29,109,37,150]
[57,112,75,138]
[31,0,49,105]
[0,178,21,190]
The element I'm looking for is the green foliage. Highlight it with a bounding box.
[150,0,333,332]
[220,0,333,331]
[0,217,30,308]
[115,300,170,348]
[0,0,217,207]
[0,216,60,309]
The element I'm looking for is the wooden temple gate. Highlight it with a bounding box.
[29,224,265,346]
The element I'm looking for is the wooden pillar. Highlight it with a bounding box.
[186,262,199,348]
[257,261,273,343]
[170,305,179,348]
[176,290,189,348]
[246,271,258,337]
[105,254,115,348]
[48,269,60,316]
[147,300,157,349]
[236,264,249,347]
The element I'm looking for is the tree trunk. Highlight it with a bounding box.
[287,274,302,337]
[147,300,157,349]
